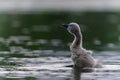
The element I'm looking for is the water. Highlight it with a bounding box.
[0,50,120,80]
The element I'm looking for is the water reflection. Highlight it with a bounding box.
[72,66,81,80]
[72,66,94,80]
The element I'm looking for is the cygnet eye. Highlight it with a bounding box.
[67,25,74,33]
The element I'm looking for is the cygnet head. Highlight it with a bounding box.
[62,22,81,35]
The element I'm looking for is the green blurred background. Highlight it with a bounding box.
[0,12,119,51]
[0,0,120,52]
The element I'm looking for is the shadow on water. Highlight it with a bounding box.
[72,66,82,80]
[72,66,94,80]
[0,77,37,80]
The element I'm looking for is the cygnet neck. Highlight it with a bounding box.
[71,30,82,48]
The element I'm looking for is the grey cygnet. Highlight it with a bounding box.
[63,22,102,68]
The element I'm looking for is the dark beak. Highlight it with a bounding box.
[62,24,68,28]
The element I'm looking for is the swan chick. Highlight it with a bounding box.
[63,22,102,68]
